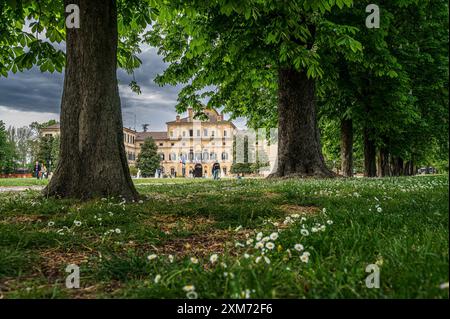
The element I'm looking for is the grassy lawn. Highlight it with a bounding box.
[0,178,49,187]
[0,175,448,299]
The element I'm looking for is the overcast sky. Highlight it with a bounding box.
[0,46,246,132]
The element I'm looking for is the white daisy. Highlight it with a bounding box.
[183,285,195,292]
[256,232,263,241]
[300,252,310,263]
[210,254,218,264]
[255,242,264,249]
[294,244,304,252]
[147,254,157,261]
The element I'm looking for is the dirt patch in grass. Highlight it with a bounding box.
[279,204,320,216]
[0,215,45,224]
[144,214,216,234]
[66,280,123,299]
[37,248,92,280]
[264,192,282,199]
[156,229,252,257]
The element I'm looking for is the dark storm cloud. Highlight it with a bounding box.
[0,68,63,114]
[0,46,184,130]
[0,46,246,131]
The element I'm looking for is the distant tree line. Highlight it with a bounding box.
[0,119,60,174]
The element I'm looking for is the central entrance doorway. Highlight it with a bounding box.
[193,164,203,178]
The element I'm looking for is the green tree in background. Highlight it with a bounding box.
[148,0,362,178]
[37,134,60,173]
[0,121,17,174]
[319,0,449,177]
[136,137,160,177]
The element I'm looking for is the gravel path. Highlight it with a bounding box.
[0,186,45,193]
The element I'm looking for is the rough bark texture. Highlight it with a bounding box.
[340,118,353,177]
[378,147,390,177]
[44,0,138,200]
[270,68,334,178]
[403,161,414,176]
[363,128,377,177]
[390,157,404,176]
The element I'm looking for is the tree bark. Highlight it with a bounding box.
[44,0,138,200]
[363,128,377,177]
[340,118,353,177]
[390,156,404,176]
[378,147,390,177]
[270,67,334,178]
[403,161,411,176]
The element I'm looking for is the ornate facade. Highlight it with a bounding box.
[40,108,236,177]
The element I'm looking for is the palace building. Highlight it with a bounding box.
[40,108,236,177]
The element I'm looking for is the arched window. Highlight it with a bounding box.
[202,151,209,161]
[159,153,165,161]
[189,149,194,161]
[169,153,177,161]
[195,152,202,161]
[221,152,229,161]
[210,152,217,160]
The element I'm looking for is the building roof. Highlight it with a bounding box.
[40,123,61,130]
[166,108,236,128]
[136,131,168,141]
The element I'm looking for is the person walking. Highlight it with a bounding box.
[212,162,221,180]
[34,161,41,180]
[41,165,48,179]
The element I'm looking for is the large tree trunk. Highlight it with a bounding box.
[270,67,334,178]
[391,157,404,176]
[363,128,377,177]
[44,0,138,200]
[340,118,353,177]
[403,161,413,176]
[378,147,390,177]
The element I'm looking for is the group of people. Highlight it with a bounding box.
[34,161,49,180]
[148,162,222,179]
[212,162,221,180]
